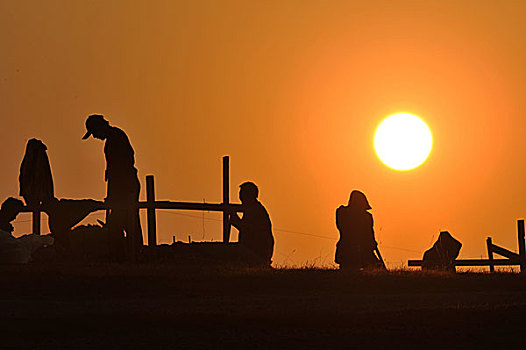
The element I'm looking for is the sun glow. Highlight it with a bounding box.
[374,113,433,171]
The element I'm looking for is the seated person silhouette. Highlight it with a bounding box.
[422,231,462,272]
[335,190,384,271]
[0,197,53,264]
[230,182,274,267]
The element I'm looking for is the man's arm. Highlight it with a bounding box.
[230,212,243,230]
[369,214,378,248]
[336,206,344,231]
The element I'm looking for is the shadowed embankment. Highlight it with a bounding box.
[1,264,525,349]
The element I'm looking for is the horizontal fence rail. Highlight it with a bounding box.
[19,156,243,247]
[409,219,526,273]
[408,259,525,267]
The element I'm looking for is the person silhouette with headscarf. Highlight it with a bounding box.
[19,139,54,209]
[335,190,384,270]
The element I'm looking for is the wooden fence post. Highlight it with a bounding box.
[222,156,231,243]
[518,219,525,274]
[146,175,157,247]
[486,237,495,273]
[32,209,41,235]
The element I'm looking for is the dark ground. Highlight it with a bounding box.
[1,264,526,349]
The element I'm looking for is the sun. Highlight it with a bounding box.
[374,113,433,171]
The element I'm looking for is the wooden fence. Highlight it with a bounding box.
[409,219,526,273]
[20,156,243,246]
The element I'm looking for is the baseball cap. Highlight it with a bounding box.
[82,114,106,139]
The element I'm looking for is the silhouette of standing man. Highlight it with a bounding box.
[230,182,274,266]
[335,190,385,271]
[82,114,142,260]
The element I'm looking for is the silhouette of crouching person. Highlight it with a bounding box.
[0,198,54,264]
[230,182,274,267]
[422,231,462,272]
[335,190,384,271]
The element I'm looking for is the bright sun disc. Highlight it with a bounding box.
[374,113,432,171]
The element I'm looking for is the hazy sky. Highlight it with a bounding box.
[2,0,526,267]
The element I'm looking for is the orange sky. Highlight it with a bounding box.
[2,0,526,267]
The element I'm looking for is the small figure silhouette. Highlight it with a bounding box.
[335,190,385,271]
[19,139,54,209]
[0,197,53,264]
[230,182,274,266]
[0,198,24,234]
[422,231,462,272]
[82,114,142,260]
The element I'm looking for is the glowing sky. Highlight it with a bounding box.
[2,1,526,267]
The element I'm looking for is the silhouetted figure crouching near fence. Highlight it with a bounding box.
[335,190,385,271]
[0,198,53,264]
[422,231,462,272]
[230,182,274,267]
[83,114,142,261]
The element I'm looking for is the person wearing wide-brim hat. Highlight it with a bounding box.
[335,190,384,271]
[82,114,142,260]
